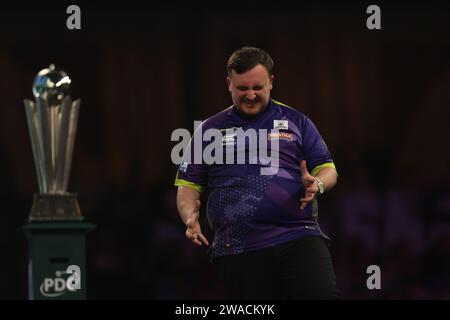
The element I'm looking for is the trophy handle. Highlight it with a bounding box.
[55,97,72,193]
[24,99,46,193]
[62,98,80,192]
[36,97,53,194]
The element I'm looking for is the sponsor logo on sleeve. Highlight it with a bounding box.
[179,161,188,172]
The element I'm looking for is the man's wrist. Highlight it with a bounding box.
[314,177,325,194]
[185,214,199,226]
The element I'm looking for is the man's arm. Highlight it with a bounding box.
[176,186,209,246]
[313,166,338,192]
[300,160,338,209]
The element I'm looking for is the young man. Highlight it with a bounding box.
[175,47,340,299]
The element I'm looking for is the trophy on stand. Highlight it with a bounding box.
[24,64,82,221]
[22,65,94,300]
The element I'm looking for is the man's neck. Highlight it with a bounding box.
[234,100,271,120]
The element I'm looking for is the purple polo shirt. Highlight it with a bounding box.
[175,99,336,258]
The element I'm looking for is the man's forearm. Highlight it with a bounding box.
[313,167,338,192]
[176,186,201,225]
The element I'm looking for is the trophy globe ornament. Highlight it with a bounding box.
[32,64,71,107]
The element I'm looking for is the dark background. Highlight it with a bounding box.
[0,2,449,299]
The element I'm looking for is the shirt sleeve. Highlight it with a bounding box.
[300,115,337,176]
[174,121,208,193]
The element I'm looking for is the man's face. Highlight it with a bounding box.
[227,64,274,116]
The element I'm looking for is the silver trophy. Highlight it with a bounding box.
[24,64,82,221]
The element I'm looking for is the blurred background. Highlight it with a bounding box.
[0,2,449,299]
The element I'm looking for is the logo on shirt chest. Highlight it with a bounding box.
[273,120,288,130]
[219,127,242,146]
[268,132,294,141]
[222,133,236,146]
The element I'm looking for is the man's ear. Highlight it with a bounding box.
[226,77,232,92]
[270,75,275,90]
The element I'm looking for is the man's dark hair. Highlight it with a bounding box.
[227,47,274,76]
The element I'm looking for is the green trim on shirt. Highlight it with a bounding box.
[272,99,296,110]
[311,162,337,177]
[174,171,204,193]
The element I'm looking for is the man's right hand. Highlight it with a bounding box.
[185,199,209,246]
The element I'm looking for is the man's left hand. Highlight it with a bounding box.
[300,160,318,210]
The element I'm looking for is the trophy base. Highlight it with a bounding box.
[29,193,83,222]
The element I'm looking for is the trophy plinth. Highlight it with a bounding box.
[30,193,83,222]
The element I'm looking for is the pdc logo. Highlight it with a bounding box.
[40,265,81,298]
